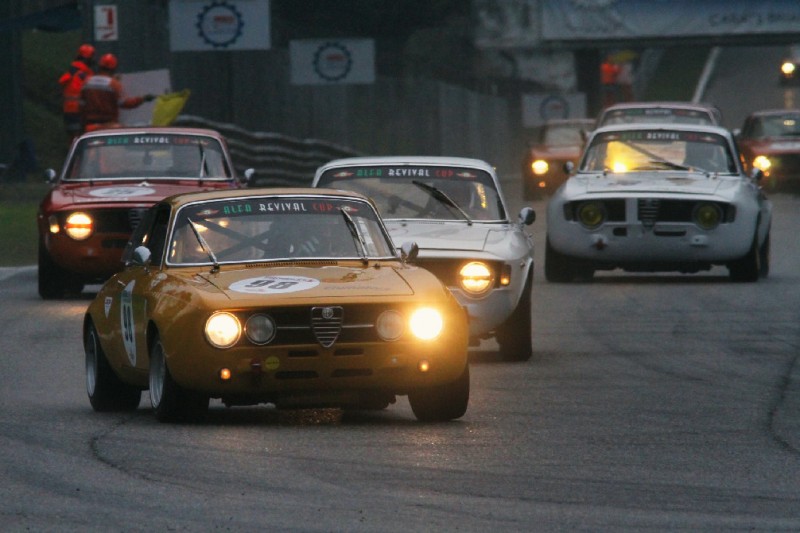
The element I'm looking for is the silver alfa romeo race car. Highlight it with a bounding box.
[313,156,536,361]
[545,123,772,282]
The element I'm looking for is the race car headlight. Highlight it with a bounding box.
[576,202,606,229]
[376,310,404,341]
[245,314,275,345]
[752,155,771,173]
[693,203,723,230]
[409,308,443,341]
[531,159,549,175]
[65,212,93,240]
[205,312,241,349]
[781,61,796,77]
[459,261,494,295]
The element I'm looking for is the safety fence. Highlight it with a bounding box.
[173,115,362,188]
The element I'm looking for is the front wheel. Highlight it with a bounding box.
[496,270,533,362]
[545,238,594,282]
[85,321,141,412]
[408,364,469,422]
[38,237,83,299]
[149,335,208,423]
[728,229,767,282]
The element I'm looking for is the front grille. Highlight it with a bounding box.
[637,198,660,228]
[311,306,343,348]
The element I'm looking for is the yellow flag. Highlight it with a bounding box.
[151,89,191,126]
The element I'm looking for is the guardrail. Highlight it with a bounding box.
[173,115,362,187]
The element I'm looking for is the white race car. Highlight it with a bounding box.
[313,156,536,361]
[546,124,772,282]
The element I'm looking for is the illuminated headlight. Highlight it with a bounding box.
[409,308,443,341]
[576,202,606,229]
[531,159,549,175]
[693,203,723,230]
[245,314,276,345]
[376,310,404,341]
[65,212,93,240]
[781,61,796,77]
[459,261,494,295]
[205,312,241,349]
[753,155,771,173]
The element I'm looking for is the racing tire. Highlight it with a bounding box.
[85,321,141,412]
[408,364,469,422]
[545,238,593,282]
[728,230,764,282]
[495,270,533,362]
[38,238,83,299]
[759,230,771,278]
[149,335,208,423]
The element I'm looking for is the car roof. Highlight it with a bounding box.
[744,108,800,118]
[75,127,227,141]
[162,187,373,210]
[317,156,496,175]
[601,101,718,112]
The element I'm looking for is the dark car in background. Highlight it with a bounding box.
[736,109,800,191]
[37,127,250,299]
[521,118,594,198]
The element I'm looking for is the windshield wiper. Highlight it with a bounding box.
[187,218,220,273]
[339,208,369,264]
[411,180,473,225]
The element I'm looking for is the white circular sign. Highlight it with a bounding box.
[89,186,156,198]
[229,275,320,294]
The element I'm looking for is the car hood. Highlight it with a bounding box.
[49,180,234,207]
[384,220,499,252]
[739,137,800,155]
[197,264,416,300]
[567,173,731,196]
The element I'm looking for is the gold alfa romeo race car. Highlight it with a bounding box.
[84,188,469,422]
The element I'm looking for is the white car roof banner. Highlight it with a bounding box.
[541,0,800,41]
[169,0,271,51]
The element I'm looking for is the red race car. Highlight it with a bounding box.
[736,109,800,192]
[37,127,251,299]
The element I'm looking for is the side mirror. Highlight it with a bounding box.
[518,206,536,226]
[400,241,419,263]
[132,246,152,267]
[242,168,255,184]
[44,168,57,184]
[563,161,575,175]
[750,168,764,182]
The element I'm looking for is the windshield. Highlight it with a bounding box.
[541,123,591,145]
[64,133,232,181]
[599,108,715,127]
[581,130,737,174]
[742,114,800,138]
[317,165,506,221]
[168,196,396,265]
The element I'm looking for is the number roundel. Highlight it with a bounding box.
[228,276,320,295]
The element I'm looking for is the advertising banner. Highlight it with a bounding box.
[170,0,270,51]
[290,39,376,85]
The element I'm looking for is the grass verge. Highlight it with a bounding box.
[0,201,41,266]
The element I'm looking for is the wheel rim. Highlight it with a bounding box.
[149,341,165,408]
[85,329,98,396]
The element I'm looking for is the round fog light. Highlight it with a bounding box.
[245,314,276,345]
[693,203,722,230]
[577,202,606,229]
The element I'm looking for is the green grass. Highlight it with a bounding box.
[0,201,41,266]
[0,30,80,267]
